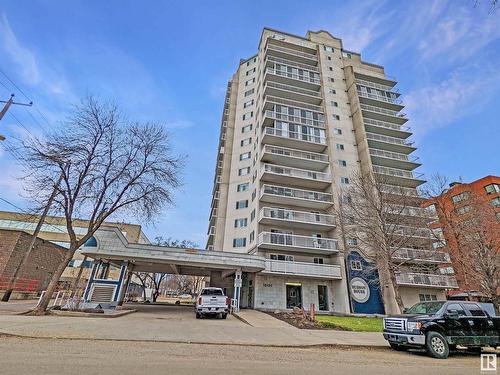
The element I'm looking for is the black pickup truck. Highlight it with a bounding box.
[383,300,500,359]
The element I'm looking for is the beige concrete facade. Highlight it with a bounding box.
[206,28,455,313]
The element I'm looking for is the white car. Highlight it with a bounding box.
[195,287,229,319]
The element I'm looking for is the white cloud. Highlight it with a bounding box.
[0,13,40,85]
[404,67,500,139]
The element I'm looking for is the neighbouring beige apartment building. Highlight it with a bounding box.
[206,28,457,314]
[0,210,149,288]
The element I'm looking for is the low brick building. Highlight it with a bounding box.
[0,229,66,299]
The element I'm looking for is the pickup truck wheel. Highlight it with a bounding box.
[222,313,227,319]
[196,313,201,319]
[426,331,449,359]
[389,343,407,351]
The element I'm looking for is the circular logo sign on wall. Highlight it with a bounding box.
[350,277,370,304]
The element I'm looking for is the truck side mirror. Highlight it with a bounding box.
[402,308,408,314]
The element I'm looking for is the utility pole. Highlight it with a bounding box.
[1,173,63,302]
[0,93,33,141]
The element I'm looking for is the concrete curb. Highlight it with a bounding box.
[0,331,390,350]
[49,309,137,318]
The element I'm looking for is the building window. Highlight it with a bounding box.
[249,231,255,243]
[243,99,254,108]
[347,238,358,246]
[331,101,338,107]
[491,197,500,207]
[236,200,248,209]
[237,183,249,192]
[242,124,253,133]
[233,238,246,247]
[329,89,336,94]
[338,160,347,167]
[241,138,252,146]
[242,111,253,120]
[332,114,340,120]
[333,128,342,135]
[419,294,437,302]
[342,51,352,59]
[245,78,255,86]
[456,205,472,215]
[313,257,324,264]
[240,152,251,161]
[329,77,335,82]
[234,218,248,228]
[251,189,256,201]
[484,183,500,194]
[323,46,334,52]
[246,68,256,76]
[451,191,469,204]
[328,67,333,71]
[336,144,344,150]
[270,254,294,261]
[250,209,256,221]
[244,88,254,97]
[238,167,250,176]
[341,177,350,184]
[327,56,332,61]
[351,260,362,271]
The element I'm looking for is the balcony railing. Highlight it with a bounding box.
[357,90,402,105]
[360,103,406,118]
[380,184,420,197]
[263,145,329,163]
[392,248,451,263]
[369,148,420,163]
[262,163,331,182]
[395,272,458,288]
[367,132,414,147]
[260,207,335,226]
[264,259,342,279]
[264,110,325,128]
[266,55,320,73]
[364,118,410,133]
[385,204,437,219]
[263,127,326,145]
[266,67,321,85]
[266,43,318,62]
[393,225,433,239]
[373,165,424,180]
[260,184,333,204]
[258,232,339,252]
[265,95,324,113]
[356,78,399,93]
[265,81,322,98]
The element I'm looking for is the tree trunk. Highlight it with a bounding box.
[388,269,405,313]
[378,264,402,314]
[70,255,88,296]
[31,246,77,314]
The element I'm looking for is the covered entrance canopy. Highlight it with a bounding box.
[80,227,265,308]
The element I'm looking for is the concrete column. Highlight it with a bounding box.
[83,259,101,301]
[117,264,134,307]
[112,262,129,303]
[234,269,242,312]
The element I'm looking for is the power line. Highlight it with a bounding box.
[0,68,31,102]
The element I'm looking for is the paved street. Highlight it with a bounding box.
[0,336,479,375]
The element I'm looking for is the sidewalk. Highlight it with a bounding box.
[0,307,388,348]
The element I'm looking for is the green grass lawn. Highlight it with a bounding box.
[315,315,383,332]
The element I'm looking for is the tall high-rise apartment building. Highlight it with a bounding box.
[206,28,455,313]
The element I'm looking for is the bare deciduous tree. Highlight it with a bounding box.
[338,172,442,314]
[15,96,183,314]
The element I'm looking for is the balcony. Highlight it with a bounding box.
[363,118,411,139]
[395,272,458,289]
[262,127,327,152]
[259,207,335,230]
[369,148,421,170]
[385,204,438,222]
[266,42,318,66]
[360,103,408,124]
[366,132,416,154]
[357,90,404,111]
[266,55,320,73]
[258,232,339,255]
[260,163,331,189]
[260,184,333,210]
[263,259,342,279]
[264,95,324,114]
[355,78,400,95]
[393,225,433,239]
[392,248,451,264]
[373,165,426,188]
[265,67,321,90]
[263,110,325,129]
[264,81,323,105]
[261,144,329,171]
[380,184,420,197]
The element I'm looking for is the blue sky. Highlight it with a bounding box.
[0,0,499,246]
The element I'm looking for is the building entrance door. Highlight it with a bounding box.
[318,285,328,311]
[286,284,302,309]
